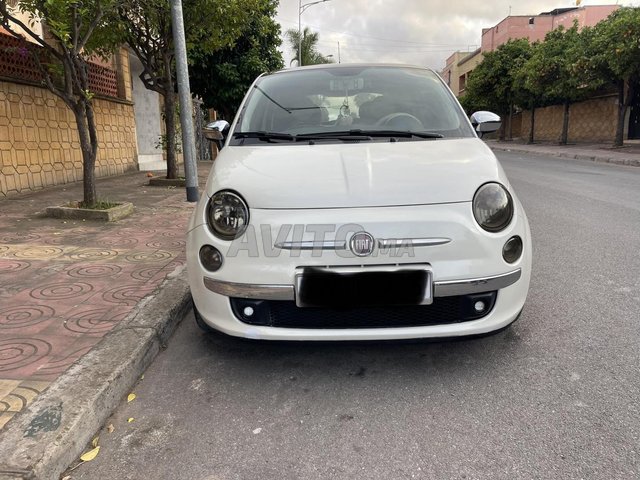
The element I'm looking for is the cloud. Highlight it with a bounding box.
[275,0,638,71]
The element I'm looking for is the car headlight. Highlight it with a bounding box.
[472,183,513,232]
[206,190,249,240]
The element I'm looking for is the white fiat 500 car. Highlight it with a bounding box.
[187,64,531,341]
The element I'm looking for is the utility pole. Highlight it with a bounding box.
[298,0,302,67]
[170,0,199,202]
[298,0,331,67]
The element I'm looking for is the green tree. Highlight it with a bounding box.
[286,27,334,67]
[514,41,551,144]
[189,0,284,121]
[0,0,121,205]
[522,25,596,145]
[588,7,640,147]
[463,38,532,140]
[458,87,491,116]
[119,0,255,179]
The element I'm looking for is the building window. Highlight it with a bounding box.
[459,74,467,93]
[529,17,535,25]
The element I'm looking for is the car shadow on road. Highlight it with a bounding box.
[187,309,529,388]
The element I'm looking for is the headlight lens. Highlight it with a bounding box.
[472,183,513,232]
[206,190,249,240]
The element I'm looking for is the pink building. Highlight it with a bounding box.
[481,5,619,52]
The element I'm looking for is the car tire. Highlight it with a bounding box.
[192,298,219,335]
[192,298,250,344]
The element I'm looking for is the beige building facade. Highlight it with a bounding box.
[440,48,483,97]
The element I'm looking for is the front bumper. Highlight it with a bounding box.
[187,201,532,340]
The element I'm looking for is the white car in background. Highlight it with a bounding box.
[186,64,531,341]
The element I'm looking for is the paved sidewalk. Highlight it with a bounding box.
[486,140,640,167]
[0,163,210,429]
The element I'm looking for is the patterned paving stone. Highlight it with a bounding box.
[0,163,209,427]
[0,337,53,378]
[0,305,56,330]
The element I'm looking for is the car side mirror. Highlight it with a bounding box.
[204,120,230,150]
[469,111,501,138]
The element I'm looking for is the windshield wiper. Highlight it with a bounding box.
[233,129,443,144]
[296,129,444,140]
[295,132,373,142]
[233,131,295,142]
[253,85,292,114]
[252,85,324,115]
[349,129,444,139]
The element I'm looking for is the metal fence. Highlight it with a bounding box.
[193,97,212,161]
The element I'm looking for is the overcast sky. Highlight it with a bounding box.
[275,0,639,71]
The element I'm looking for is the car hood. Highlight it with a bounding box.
[207,138,506,209]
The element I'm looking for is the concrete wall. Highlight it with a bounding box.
[518,95,618,143]
[0,80,138,197]
[129,53,164,171]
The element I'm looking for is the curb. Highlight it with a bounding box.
[0,269,192,480]
[489,144,640,167]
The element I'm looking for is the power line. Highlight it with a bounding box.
[277,17,475,47]
[314,40,477,52]
[314,40,475,50]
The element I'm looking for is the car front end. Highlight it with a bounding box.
[187,64,531,341]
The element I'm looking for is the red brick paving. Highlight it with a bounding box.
[0,163,210,427]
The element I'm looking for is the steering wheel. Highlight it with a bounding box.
[375,113,423,130]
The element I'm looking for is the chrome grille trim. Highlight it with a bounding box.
[203,277,294,301]
[433,269,521,297]
[203,268,521,301]
[378,238,451,248]
[274,240,347,251]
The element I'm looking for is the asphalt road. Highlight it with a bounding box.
[72,152,640,480]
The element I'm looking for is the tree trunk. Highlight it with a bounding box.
[73,101,97,206]
[163,89,178,179]
[560,101,570,145]
[614,80,632,148]
[498,119,506,141]
[507,103,513,140]
[528,107,535,144]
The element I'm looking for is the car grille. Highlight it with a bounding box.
[230,292,497,329]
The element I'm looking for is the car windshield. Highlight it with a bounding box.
[233,65,474,144]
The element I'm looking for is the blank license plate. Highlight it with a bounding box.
[296,268,432,308]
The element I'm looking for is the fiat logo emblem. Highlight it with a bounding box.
[350,231,375,257]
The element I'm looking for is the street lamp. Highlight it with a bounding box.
[298,0,331,67]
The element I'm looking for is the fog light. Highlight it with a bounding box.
[243,306,254,317]
[199,245,223,272]
[502,236,523,264]
[474,301,486,313]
